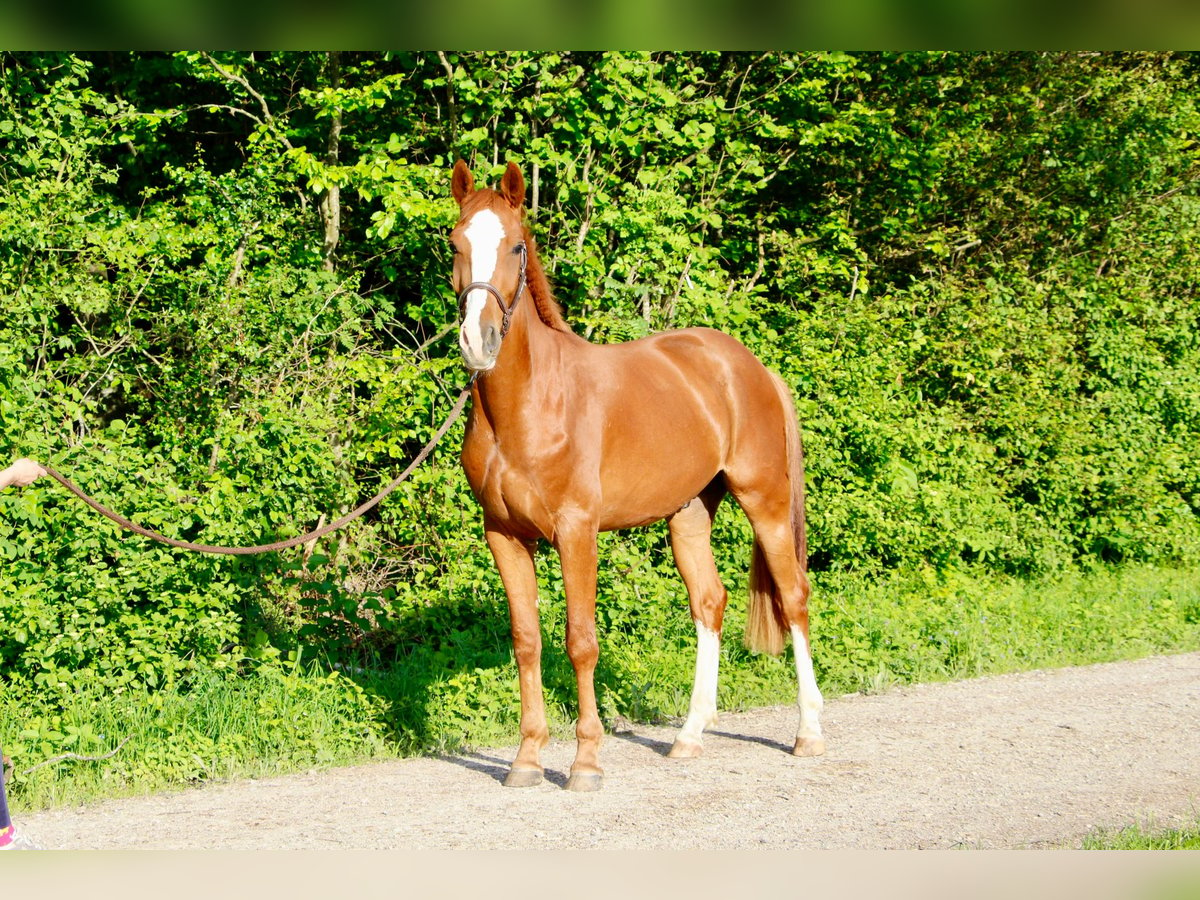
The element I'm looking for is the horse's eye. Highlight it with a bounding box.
[512,243,525,256]
[450,242,460,255]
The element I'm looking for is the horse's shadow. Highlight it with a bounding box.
[611,726,791,757]
[610,731,673,756]
[436,750,510,785]
[436,724,794,787]
[707,729,792,754]
[437,750,572,788]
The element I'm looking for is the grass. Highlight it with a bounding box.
[1079,818,1200,849]
[807,561,1200,695]
[3,561,1199,812]
[1,663,393,810]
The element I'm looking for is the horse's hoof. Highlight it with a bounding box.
[503,766,544,788]
[792,736,826,757]
[564,770,603,792]
[667,739,704,759]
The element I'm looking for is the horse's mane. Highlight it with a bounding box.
[521,226,573,334]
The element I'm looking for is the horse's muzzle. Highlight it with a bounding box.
[459,321,500,372]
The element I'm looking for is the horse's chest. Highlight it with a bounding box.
[462,432,559,539]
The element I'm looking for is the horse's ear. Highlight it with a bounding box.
[500,162,526,211]
[451,160,474,206]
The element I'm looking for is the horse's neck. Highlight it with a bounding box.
[474,301,563,426]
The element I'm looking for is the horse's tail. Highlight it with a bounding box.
[745,373,808,656]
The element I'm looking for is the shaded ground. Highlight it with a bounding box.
[19,652,1200,849]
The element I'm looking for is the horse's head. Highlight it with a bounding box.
[450,160,528,373]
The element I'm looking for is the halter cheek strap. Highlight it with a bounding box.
[457,243,528,339]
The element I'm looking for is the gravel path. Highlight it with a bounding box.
[18,652,1200,850]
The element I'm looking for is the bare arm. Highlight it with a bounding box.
[0,458,46,489]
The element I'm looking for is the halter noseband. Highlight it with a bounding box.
[457,242,528,339]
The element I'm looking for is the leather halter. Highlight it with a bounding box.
[457,242,528,339]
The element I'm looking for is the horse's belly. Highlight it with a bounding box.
[597,441,721,531]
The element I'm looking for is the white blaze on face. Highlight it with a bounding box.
[459,208,505,369]
[791,625,824,741]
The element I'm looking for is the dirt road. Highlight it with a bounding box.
[18,652,1200,850]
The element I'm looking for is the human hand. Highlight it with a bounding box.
[0,458,47,488]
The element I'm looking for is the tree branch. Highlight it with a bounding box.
[201,52,294,151]
[320,51,342,273]
[437,51,459,147]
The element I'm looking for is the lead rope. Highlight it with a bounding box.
[37,381,474,556]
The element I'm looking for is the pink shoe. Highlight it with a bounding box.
[0,825,41,850]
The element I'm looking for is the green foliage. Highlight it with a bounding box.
[810,564,1200,693]
[1078,818,1200,850]
[1,661,389,809]
[3,52,1200,802]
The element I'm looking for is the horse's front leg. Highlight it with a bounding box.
[485,526,548,787]
[555,523,604,792]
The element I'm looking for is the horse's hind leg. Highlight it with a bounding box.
[731,487,826,757]
[787,598,825,757]
[666,484,728,759]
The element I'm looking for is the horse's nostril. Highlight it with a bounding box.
[483,326,500,356]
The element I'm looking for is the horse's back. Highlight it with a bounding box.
[611,327,786,428]
[587,327,791,528]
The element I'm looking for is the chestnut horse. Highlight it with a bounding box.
[450,160,824,791]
